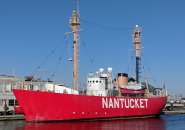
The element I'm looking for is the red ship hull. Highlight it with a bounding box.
[13,89,167,122]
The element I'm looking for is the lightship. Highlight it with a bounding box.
[13,2,167,122]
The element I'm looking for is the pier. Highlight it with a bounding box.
[165,102,185,111]
[163,110,185,115]
[0,114,24,121]
[165,103,185,107]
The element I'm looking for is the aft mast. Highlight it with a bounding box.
[132,25,142,83]
[69,1,80,91]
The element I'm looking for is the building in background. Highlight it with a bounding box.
[0,75,22,114]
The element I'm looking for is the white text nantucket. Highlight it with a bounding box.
[102,98,148,109]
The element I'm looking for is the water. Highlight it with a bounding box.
[0,114,185,130]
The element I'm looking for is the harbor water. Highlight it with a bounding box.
[0,114,185,130]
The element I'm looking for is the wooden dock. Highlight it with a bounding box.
[0,114,24,121]
[163,110,185,115]
[166,103,185,107]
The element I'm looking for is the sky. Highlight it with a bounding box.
[0,0,185,96]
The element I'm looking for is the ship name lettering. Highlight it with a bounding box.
[135,99,140,108]
[102,98,148,109]
[130,99,134,108]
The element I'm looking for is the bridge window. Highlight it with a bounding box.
[0,100,2,105]
[8,99,14,106]
[15,100,19,106]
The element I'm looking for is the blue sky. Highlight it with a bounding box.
[0,0,185,96]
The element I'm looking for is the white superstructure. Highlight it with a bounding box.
[86,68,113,96]
[45,83,79,94]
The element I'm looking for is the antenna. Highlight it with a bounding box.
[76,0,80,17]
[13,67,15,78]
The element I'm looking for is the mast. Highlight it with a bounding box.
[132,25,142,83]
[69,2,80,91]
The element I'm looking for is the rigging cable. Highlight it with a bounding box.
[51,34,71,80]
[141,53,159,87]
[32,35,68,78]
[81,19,132,31]
[81,38,96,68]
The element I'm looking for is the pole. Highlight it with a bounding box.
[70,10,80,91]
[132,25,142,83]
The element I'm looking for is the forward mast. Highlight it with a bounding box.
[69,7,80,91]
